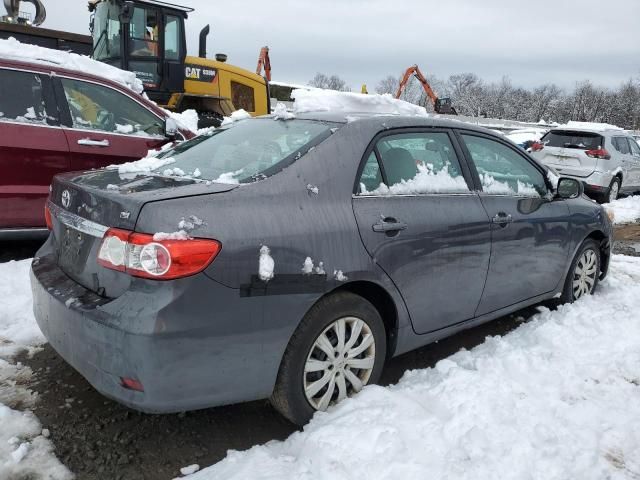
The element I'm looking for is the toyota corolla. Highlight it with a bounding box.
[31,113,612,425]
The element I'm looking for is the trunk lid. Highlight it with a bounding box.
[533,130,604,178]
[49,169,237,298]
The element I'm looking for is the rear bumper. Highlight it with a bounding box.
[30,243,273,413]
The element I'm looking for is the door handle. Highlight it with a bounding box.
[78,138,110,147]
[372,218,408,233]
[492,212,513,226]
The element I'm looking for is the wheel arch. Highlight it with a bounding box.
[326,281,399,358]
[585,229,611,279]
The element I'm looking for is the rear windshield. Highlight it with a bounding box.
[154,118,335,183]
[541,130,603,150]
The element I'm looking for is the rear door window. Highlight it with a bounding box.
[541,130,603,150]
[358,131,470,195]
[461,134,547,197]
[629,138,640,157]
[60,78,164,136]
[0,69,50,125]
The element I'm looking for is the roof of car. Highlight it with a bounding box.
[282,111,497,135]
[0,57,167,117]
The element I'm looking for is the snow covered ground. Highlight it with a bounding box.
[0,260,72,479]
[2,254,640,479]
[188,255,640,480]
[604,196,640,224]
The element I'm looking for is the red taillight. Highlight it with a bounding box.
[97,228,221,280]
[44,204,53,230]
[585,148,611,160]
[120,377,144,392]
[531,141,544,152]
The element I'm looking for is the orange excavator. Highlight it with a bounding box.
[256,46,271,81]
[396,65,457,115]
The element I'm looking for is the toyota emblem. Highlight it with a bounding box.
[61,189,71,209]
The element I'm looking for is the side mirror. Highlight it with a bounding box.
[119,1,134,23]
[164,117,178,140]
[556,177,583,199]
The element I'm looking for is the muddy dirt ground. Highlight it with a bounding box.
[5,223,640,480]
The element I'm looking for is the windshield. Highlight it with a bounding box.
[92,2,122,60]
[541,130,603,150]
[154,118,337,183]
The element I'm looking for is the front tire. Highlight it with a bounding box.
[560,239,601,304]
[270,292,386,426]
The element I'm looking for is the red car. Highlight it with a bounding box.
[0,57,194,237]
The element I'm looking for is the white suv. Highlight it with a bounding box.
[531,123,640,203]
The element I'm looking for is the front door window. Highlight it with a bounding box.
[462,134,548,197]
[60,78,164,136]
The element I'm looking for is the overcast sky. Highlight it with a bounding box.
[34,0,640,91]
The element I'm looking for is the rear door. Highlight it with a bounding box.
[627,138,640,189]
[0,67,69,228]
[458,132,571,315]
[54,76,167,171]
[352,129,492,334]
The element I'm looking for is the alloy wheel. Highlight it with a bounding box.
[303,316,375,411]
[572,249,598,300]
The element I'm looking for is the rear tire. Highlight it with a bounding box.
[270,292,386,426]
[559,239,601,304]
[600,177,620,204]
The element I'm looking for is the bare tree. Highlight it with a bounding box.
[308,73,351,92]
[375,75,399,95]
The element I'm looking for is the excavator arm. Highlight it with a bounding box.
[256,46,271,82]
[395,64,457,115]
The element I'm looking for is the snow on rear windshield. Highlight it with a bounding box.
[542,130,603,150]
[153,118,336,183]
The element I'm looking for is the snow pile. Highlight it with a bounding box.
[221,109,252,126]
[604,195,640,224]
[112,155,175,175]
[561,121,623,132]
[0,260,45,358]
[273,103,296,120]
[505,128,547,145]
[480,174,539,197]
[258,246,274,282]
[0,37,143,93]
[153,230,191,241]
[291,89,428,117]
[214,169,244,184]
[167,109,200,133]
[363,163,470,195]
[178,464,200,476]
[0,260,72,479]
[185,254,640,480]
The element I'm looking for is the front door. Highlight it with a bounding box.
[55,76,166,170]
[352,130,492,334]
[458,132,571,315]
[0,68,69,228]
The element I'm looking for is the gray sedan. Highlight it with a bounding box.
[31,113,612,425]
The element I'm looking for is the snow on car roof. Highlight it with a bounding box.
[557,121,624,133]
[291,88,428,117]
[0,37,143,93]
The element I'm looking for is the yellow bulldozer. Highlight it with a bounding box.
[88,0,270,127]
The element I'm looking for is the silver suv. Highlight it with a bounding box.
[531,124,640,203]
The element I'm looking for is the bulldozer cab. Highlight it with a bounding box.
[434,97,457,115]
[89,0,189,104]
